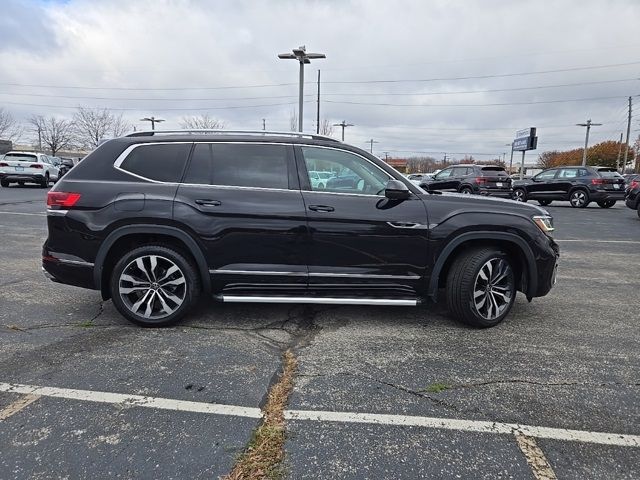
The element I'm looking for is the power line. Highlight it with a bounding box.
[0,100,304,111]
[0,92,311,102]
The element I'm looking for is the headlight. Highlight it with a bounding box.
[532,215,554,234]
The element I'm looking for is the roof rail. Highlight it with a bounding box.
[125,129,341,142]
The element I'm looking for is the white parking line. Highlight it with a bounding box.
[0,394,40,421]
[556,239,640,244]
[0,211,46,217]
[1,382,638,448]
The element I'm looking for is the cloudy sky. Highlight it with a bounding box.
[1,0,639,160]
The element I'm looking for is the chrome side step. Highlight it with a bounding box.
[220,296,418,306]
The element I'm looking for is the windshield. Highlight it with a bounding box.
[4,153,38,162]
[481,167,508,176]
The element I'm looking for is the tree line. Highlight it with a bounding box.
[537,139,639,173]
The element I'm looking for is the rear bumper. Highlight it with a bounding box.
[477,188,513,198]
[0,172,45,182]
[589,190,625,202]
[42,243,97,290]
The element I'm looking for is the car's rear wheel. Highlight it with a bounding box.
[512,188,527,202]
[110,245,201,327]
[0,179,9,188]
[460,187,473,195]
[40,173,49,188]
[446,248,516,328]
[569,189,589,208]
[18,181,25,186]
[597,200,616,208]
[538,200,552,206]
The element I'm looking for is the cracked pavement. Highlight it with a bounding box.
[1,186,639,479]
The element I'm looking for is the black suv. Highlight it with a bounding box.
[419,164,512,197]
[512,166,626,208]
[625,175,640,218]
[43,130,558,328]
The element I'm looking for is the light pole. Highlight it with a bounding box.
[505,143,514,173]
[576,119,602,166]
[278,46,326,132]
[333,120,354,141]
[140,116,165,130]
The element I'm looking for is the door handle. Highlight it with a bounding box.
[195,199,221,207]
[308,205,335,212]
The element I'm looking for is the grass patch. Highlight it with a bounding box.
[422,382,450,393]
[224,349,298,480]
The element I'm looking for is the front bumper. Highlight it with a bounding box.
[532,236,560,298]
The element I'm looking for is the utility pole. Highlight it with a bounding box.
[576,119,602,166]
[383,152,389,161]
[262,118,266,131]
[616,132,624,173]
[366,139,379,154]
[140,116,165,130]
[622,96,632,173]
[316,70,321,134]
[333,120,354,141]
[507,144,514,174]
[278,46,326,132]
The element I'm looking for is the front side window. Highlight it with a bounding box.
[119,143,190,182]
[301,146,389,195]
[435,169,452,179]
[536,169,557,181]
[183,143,289,189]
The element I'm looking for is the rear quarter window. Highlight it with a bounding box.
[119,143,190,182]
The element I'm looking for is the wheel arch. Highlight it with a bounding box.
[428,231,538,301]
[94,225,211,300]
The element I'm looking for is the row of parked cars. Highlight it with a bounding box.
[0,151,78,187]
[407,164,636,210]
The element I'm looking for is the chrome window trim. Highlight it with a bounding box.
[221,296,417,306]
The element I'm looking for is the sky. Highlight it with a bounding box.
[1,0,639,161]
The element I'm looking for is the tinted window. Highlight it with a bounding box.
[435,169,452,179]
[481,166,508,176]
[559,168,578,178]
[536,169,557,180]
[453,167,469,176]
[4,153,38,162]
[183,143,289,189]
[301,146,389,195]
[120,143,190,182]
[597,168,623,178]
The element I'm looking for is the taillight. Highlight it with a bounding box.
[631,180,639,189]
[591,178,604,185]
[475,177,487,184]
[30,164,44,169]
[0,162,8,167]
[47,192,81,208]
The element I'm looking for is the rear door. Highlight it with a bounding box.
[297,145,429,299]
[173,142,308,296]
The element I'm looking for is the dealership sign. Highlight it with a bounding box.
[512,127,537,151]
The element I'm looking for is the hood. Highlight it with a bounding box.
[420,191,549,216]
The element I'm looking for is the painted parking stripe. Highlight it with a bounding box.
[0,382,262,419]
[285,410,640,448]
[0,394,40,421]
[1,382,639,448]
[556,239,640,244]
[0,211,46,217]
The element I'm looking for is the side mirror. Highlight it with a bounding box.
[384,179,411,200]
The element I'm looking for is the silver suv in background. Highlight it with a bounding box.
[0,151,60,188]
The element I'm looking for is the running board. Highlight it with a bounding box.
[220,296,419,306]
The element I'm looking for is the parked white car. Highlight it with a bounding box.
[0,151,60,188]
[308,170,334,189]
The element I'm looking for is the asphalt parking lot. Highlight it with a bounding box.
[1,185,639,479]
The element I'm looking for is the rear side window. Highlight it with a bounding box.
[183,143,289,189]
[119,143,190,182]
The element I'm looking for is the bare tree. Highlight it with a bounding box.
[29,116,74,156]
[28,115,46,151]
[319,119,334,136]
[0,108,23,142]
[111,113,132,137]
[72,107,133,149]
[179,114,224,130]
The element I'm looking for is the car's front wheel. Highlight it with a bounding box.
[569,189,589,208]
[40,173,50,188]
[446,248,516,328]
[597,200,616,208]
[110,245,201,327]
[512,188,527,202]
[0,179,9,188]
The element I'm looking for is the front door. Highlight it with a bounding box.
[174,142,308,296]
[529,169,558,199]
[296,145,429,299]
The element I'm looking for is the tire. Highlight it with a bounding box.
[460,187,473,195]
[637,204,640,219]
[512,188,527,202]
[446,247,516,328]
[110,245,201,327]
[0,179,9,188]
[318,183,324,190]
[40,173,50,188]
[538,200,552,206]
[569,189,589,208]
[597,200,615,208]
[18,181,25,187]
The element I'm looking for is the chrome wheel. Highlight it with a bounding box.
[570,191,587,207]
[512,189,525,202]
[473,258,514,321]
[461,188,472,195]
[118,255,186,320]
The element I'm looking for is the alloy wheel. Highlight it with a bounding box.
[513,190,525,201]
[570,191,586,207]
[118,255,187,320]
[473,258,514,321]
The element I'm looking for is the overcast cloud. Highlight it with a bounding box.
[1,0,639,160]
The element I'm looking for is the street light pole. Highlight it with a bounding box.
[278,46,326,132]
[140,116,165,130]
[333,120,354,141]
[576,119,602,166]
